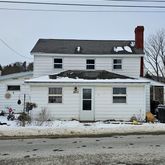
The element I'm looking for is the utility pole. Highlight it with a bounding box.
[23,94,26,113]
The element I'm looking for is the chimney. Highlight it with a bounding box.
[135,26,144,50]
[135,26,144,77]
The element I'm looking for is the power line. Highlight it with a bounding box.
[0,38,32,60]
[105,0,165,2]
[0,1,165,9]
[0,7,165,12]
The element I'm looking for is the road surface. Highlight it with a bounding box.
[0,134,165,165]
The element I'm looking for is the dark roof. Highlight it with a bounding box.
[31,39,144,55]
[49,70,134,80]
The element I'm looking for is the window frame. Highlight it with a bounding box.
[48,87,63,104]
[113,59,122,70]
[86,59,95,70]
[82,88,92,111]
[112,87,127,104]
[54,58,63,69]
[7,85,20,91]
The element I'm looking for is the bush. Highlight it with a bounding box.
[35,107,51,126]
[0,110,5,116]
[26,102,37,112]
[18,112,31,126]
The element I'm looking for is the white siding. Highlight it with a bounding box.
[29,84,147,121]
[64,57,85,70]
[94,85,146,121]
[34,56,54,77]
[112,58,140,78]
[146,84,150,112]
[30,86,80,120]
[33,55,141,78]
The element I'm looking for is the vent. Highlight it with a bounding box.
[75,46,81,53]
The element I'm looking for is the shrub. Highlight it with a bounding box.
[18,112,31,126]
[35,107,51,126]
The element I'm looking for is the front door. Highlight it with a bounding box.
[80,88,94,121]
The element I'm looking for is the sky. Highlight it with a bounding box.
[0,0,165,66]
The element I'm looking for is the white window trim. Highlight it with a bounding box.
[112,87,127,104]
[113,58,122,70]
[86,59,95,70]
[48,87,63,104]
[54,58,63,69]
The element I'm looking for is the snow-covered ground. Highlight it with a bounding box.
[1,116,165,137]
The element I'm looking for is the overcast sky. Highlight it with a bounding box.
[0,0,165,66]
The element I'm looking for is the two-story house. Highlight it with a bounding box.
[26,26,150,121]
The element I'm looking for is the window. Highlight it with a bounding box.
[86,59,95,70]
[113,87,126,103]
[82,88,92,110]
[7,85,20,91]
[113,59,122,69]
[48,87,62,103]
[54,58,62,69]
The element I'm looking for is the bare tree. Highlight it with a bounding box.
[145,29,165,81]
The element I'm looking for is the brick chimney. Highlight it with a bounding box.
[135,26,144,77]
[135,26,144,50]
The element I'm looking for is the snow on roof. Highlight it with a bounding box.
[113,46,123,52]
[113,46,132,53]
[124,46,132,53]
[25,75,150,84]
[140,77,165,86]
[0,72,33,81]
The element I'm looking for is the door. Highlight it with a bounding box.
[80,88,94,121]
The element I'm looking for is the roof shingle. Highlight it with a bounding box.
[49,70,134,80]
[31,39,144,55]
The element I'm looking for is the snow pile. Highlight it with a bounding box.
[1,116,165,137]
[124,46,132,53]
[113,46,132,53]
[114,46,123,52]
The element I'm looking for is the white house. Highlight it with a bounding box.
[0,72,33,113]
[26,26,150,121]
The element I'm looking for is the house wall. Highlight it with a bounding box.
[30,86,80,120]
[95,85,146,121]
[33,55,141,78]
[30,83,147,121]
[145,84,150,112]
[0,78,31,113]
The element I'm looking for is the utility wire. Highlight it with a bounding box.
[0,1,165,8]
[0,7,165,12]
[0,38,32,59]
[105,0,165,2]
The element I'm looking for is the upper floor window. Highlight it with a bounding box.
[113,59,122,69]
[86,59,95,70]
[48,87,62,103]
[7,85,20,91]
[54,58,63,69]
[113,87,126,103]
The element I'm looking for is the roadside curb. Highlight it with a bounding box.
[1,131,165,140]
[1,126,165,139]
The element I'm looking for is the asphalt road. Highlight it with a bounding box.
[0,135,165,165]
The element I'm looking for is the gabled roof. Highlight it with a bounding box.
[49,70,133,80]
[31,39,144,55]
